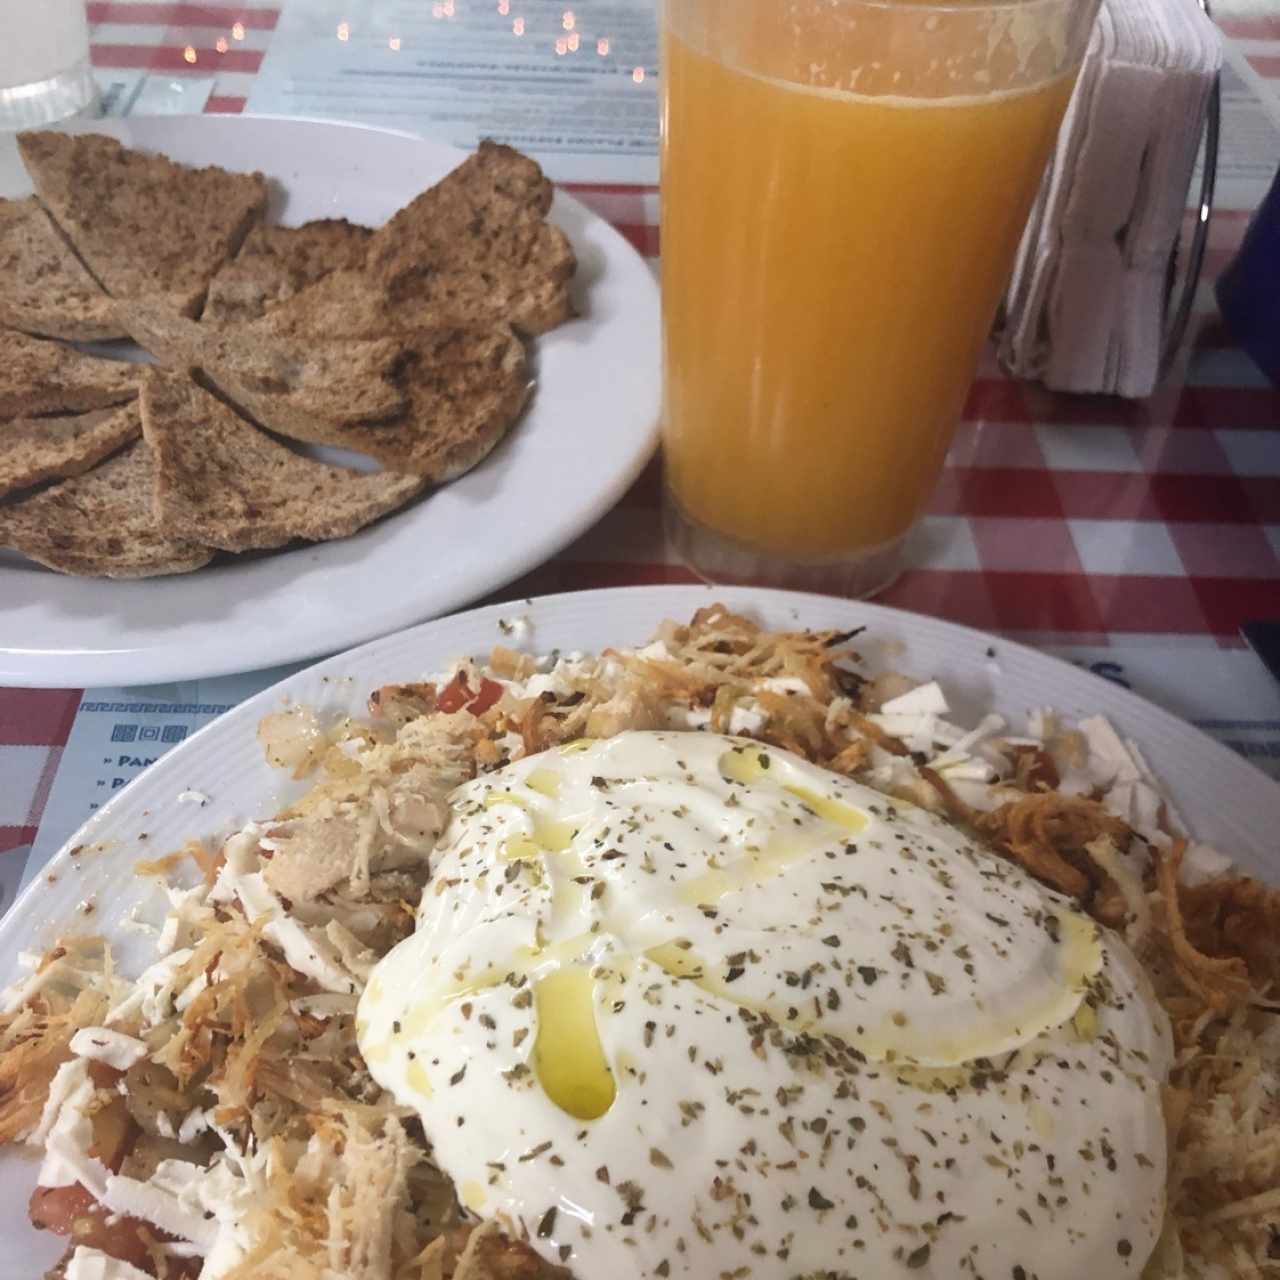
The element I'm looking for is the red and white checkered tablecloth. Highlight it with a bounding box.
[3,0,1279,866]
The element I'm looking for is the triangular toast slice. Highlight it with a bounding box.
[0,401,141,499]
[139,368,426,551]
[0,439,213,578]
[0,329,140,418]
[0,197,124,341]
[366,140,575,337]
[17,131,267,317]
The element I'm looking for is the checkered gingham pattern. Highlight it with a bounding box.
[1,0,1279,863]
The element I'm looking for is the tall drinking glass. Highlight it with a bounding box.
[0,0,95,130]
[660,0,1099,596]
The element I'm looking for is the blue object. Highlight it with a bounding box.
[1242,620,1280,687]
[1216,163,1280,387]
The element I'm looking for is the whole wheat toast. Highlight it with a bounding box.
[0,401,141,499]
[139,368,426,551]
[336,326,530,479]
[0,439,214,578]
[247,270,444,340]
[17,131,268,317]
[366,140,576,337]
[245,272,531,478]
[117,301,409,439]
[0,329,140,418]
[0,197,124,341]
[203,218,372,326]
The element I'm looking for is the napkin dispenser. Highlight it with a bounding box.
[998,0,1223,399]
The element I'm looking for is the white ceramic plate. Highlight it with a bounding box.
[0,117,660,688]
[3,583,1280,1268]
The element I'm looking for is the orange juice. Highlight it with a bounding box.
[661,1,1079,564]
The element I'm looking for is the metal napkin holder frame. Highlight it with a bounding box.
[1160,0,1221,374]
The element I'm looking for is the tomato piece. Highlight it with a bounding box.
[468,678,504,716]
[30,1184,152,1270]
[435,672,471,714]
[1013,745,1061,790]
[436,673,503,716]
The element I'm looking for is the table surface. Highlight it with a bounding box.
[3,0,1280,883]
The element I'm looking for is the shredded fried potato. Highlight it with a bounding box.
[3,604,1278,1278]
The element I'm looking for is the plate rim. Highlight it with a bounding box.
[0,116,660,687]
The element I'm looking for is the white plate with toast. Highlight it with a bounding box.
[0,116,660,688]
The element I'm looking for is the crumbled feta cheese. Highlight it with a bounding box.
[173,971,209,1014]
[106,948,195,1027]
[948,779,1009,813]
[879,681,949,716]
[523,671,574,699]
[937,759,1001,784]
[867,711,932,741]
[177,1108,212,1144]
[160,1242,204,1259]
[66,1247,153,1280]
[100,1153,263,1276]
[757,676,811,696]
[930,713,1008,772]
[1123,736,1189,836]
[1103,780,1165,842]
[69,1027,148,1071]
[1,950,104,1017]
[30,1057,90,1150]
[102,1162,221,1252]
[666,704,712,730]
[1027,707,1057,741]
[728,702,766,735]
[1079,716,1142,788]
[30,1058,109,1196]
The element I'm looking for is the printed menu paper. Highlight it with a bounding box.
[246,0,661,183]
